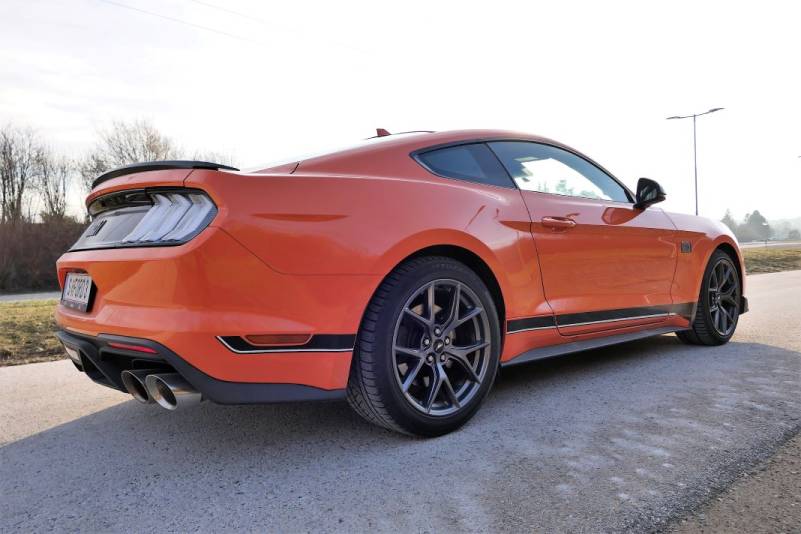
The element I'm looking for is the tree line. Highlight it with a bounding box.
[720,210,800,243]
[0,120,234,292]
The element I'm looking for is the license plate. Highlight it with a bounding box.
[61,272,94,312]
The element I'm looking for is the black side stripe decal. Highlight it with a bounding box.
[507,316,556,332]
[557,304,678,327]
[507,302,695,333]
[219,334,356,354]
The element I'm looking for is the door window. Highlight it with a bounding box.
[488,141,631,202]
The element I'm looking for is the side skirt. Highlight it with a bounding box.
[501,326,683,367]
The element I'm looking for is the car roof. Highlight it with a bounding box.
[365,129,574,152]
[251,129,584,175]
[248,129,632,198]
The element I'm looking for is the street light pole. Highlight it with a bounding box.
[693,115,698,216]
[667,107,724,216]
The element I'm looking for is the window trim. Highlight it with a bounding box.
[410,138,634,203]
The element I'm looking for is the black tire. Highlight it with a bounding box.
[346,256,501,436]
[677,250,741,346]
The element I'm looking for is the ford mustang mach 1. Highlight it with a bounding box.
[55,130,747,436]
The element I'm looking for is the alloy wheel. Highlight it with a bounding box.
[392,279,492,416]
[707,259,739,337]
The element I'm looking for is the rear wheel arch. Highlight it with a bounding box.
[347,253,503,435]
[393,245,506,343]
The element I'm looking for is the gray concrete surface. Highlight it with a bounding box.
[0,291,60,303]
[1,271,800,533]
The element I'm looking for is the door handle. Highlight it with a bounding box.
[541,216,577,229]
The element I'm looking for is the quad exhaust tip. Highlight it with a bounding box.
[121,370,201,410]
[121,369,158,404]
[144,373,201,410]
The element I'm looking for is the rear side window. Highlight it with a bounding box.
[415,143,513,188]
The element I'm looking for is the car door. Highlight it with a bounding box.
[488,141,678,335]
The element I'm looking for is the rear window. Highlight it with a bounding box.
[415,143,513,188]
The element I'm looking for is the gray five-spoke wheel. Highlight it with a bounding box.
[708,258,739,337]
[392,279,492,416]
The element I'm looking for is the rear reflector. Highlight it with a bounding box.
[244,334,312,346]
[107,342,158,354]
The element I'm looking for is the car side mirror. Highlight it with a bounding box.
[633,178,666,210]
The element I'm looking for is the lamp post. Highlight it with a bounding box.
[666,107,724,216]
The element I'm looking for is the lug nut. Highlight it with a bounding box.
[423,337,430,346]
[426,355,434,363]
[434,327,442,336]
[444,337,450,345]
[439,354,447,362]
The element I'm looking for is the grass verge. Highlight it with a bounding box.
[0,299,63,367]
[743,247,801,274]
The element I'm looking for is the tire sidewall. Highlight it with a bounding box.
[700,251,741,343]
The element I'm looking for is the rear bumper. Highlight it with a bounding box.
[55,226,379,390]
[56,329,345,404]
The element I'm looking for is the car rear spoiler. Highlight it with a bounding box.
[92,160,239,189]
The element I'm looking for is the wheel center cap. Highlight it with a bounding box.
[433,340,445,353]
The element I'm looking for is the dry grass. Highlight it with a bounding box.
[0,299,63,367]
[743,247,801,274]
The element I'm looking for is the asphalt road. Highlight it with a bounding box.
[1,271,800,533]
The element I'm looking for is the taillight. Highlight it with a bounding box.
[70,189,217,251]
[122,192,215,244]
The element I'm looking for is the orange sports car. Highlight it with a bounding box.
[55,129,747,436]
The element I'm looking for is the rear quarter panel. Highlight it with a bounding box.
[187,169,550,322]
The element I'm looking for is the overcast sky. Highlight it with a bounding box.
[2,0,800,220]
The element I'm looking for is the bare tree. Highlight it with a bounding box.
[36,148,73,220]
[79,119,238,191]
[0,126,39,223]
[79,119,178,190]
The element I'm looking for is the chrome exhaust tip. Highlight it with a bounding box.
[121,369,159,404]
[145,373,201,411]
